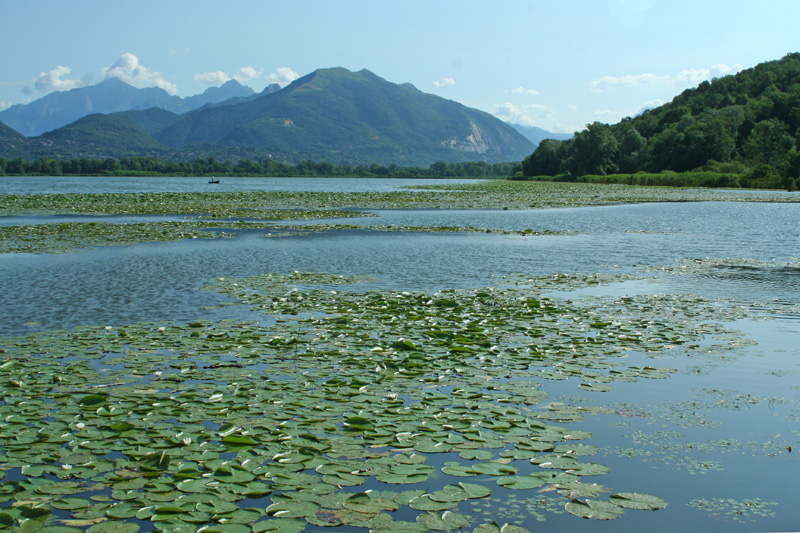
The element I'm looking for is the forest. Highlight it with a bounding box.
[521,53,800,190]
[0,155,519,179]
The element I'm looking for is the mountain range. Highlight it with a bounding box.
[0,68,537,166]
[0,78,265,137]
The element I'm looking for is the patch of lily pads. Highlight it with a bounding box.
[0,270,761,530]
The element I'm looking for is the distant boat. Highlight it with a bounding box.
[208,177,220,184]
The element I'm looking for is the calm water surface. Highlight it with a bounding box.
[1,177,799,532]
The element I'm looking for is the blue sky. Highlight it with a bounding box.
[2,0,799,133]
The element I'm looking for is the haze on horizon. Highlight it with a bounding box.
[1,0,799,134]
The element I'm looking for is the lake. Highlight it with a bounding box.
[0,176,798,532]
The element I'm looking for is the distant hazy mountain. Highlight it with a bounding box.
[508,123,573,146]
[0,78,255,137]
[153,67,534,165]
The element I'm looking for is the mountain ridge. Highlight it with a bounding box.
[1,67,534,166]
[0,78,256,136]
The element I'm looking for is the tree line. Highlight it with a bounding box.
[521,53,800,190]
[0,156,519,179]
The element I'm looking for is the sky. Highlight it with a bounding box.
[2,0,799,134]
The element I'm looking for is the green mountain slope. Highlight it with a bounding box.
[0,121,24,140]
[37,114,168,157]
[523,52,800,181]
[116,108,182,137]
[156,67,533,165]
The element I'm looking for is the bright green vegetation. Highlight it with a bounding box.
[1,269,759,531]
[522,53,800,190]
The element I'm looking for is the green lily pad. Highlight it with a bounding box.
[610,492,668,510]
[565,499,625,520]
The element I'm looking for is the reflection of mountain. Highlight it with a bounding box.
[1,68,534,166]
[0,78,257,136]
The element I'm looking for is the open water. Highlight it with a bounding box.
[1,176,799,532]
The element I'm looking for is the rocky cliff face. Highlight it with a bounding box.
[441,122,493,153]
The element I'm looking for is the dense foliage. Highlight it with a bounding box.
[0,155,518,178]
[522,53,800,190]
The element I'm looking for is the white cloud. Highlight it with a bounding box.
[431,77,455,89]
[266,67,300,86]
[195,66,263,86]
[234,66,263,83]
[100,53,177,94]
[195,71,231,85]
[634,99,664,116]
[510,86,539,96]
[0,100,10,111]
[592,110,624,123]
[590,63,744,93]
[34,65,85,94]
[492,102,554,126]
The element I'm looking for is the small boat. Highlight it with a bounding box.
[208,177,220,184]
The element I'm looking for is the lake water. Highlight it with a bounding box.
[1,177,799,532]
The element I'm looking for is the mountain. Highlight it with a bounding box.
[0,121,27,154]
[523,52,800,179]
[508,123,573,146]
[1,67,534,165]
[0,78,255,137]
[153,67,534,165]
[35,114,168,157]
[116,108,182,137]
[0,121,24,141]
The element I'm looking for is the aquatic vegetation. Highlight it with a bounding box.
[0,270,761,531]
[687,497,778,523]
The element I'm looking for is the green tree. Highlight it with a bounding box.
[568,122,619,175]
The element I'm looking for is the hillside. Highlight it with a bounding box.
[522,52,800,184]
[154,67,533,165]
[35,114,168,157]
[0,78,254,137]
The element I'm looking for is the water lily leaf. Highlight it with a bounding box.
[610,492,668,510]
[567,462,611,476]
[578,382,613,392]
[471,462,517,476]
[139,451,170,471]
[565,499,624,520]
[496,475,548,490]
[79,394,108,406]
[457,482,491,499]
[441,462,477,477]
[252,518,306,532]
[51,498,93,510]
[459,449,494,461]
[416,510,470,531]
[342,492,399,514]
[266,500,320,519]
[86,522,140,533]
[556,482,609,499]
[407,494,459,511]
